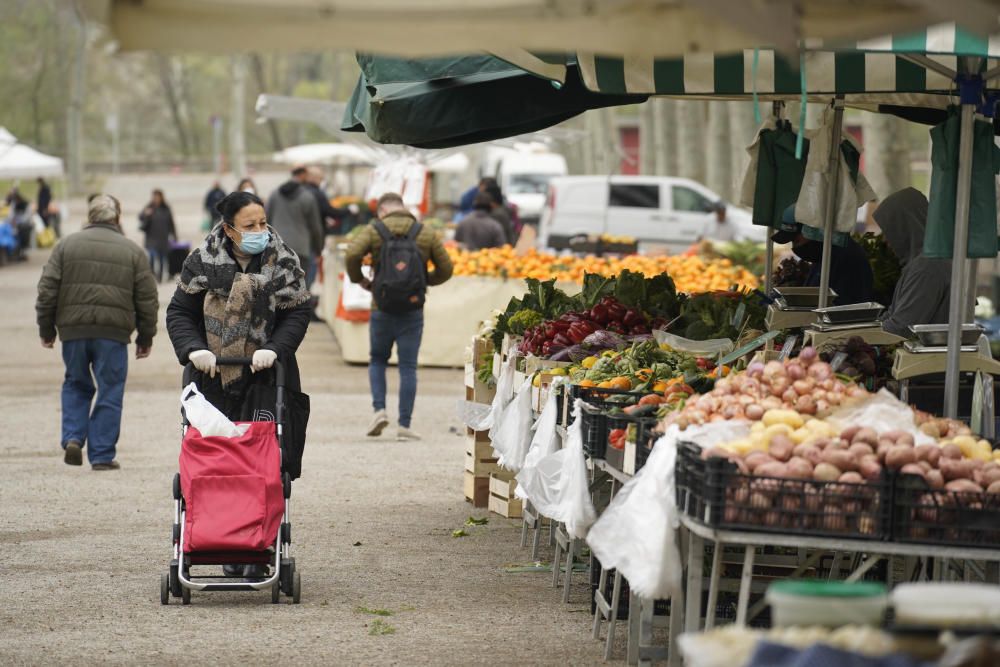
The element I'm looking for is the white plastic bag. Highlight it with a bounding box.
[827,388,935,446]
[341,266,373,311]
[180,383,249,438]
[486,358,517,440]
[654,330,734,357]
[457,356,515,433]
[518,400,597,539]
[586,420,749,600]
[516,382,563,500]
[491,377,535,472]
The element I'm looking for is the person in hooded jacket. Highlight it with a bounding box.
[266,166,323,289]
[874,187,952,338]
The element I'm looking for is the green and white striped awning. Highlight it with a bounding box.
[575,23,1000,103]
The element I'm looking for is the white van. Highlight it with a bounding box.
[537,175,765,253]
[485,147,569,225]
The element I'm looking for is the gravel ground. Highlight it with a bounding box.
[0,174,624,665]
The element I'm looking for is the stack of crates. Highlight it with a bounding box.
[464,337,497,507]
[488,471,522,518]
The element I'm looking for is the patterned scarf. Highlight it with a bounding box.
[177,224,310,388]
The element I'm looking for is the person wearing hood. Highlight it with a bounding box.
[874,187,951,338]
[266,166,323,290]
[772,204,874,306]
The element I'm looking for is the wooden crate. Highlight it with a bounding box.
[463,471,489,508]
[465,438,500,475]
[488,493,523,518]
[489,471,517,499]
[466,428,490,443]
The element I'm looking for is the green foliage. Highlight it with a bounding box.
[507,309,544,335]
[368,619,396,636]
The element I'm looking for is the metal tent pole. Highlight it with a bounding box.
[944,100,977,418]
[818,97,845,310]
[764,236,774,294]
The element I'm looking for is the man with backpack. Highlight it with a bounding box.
[346,193,453,441]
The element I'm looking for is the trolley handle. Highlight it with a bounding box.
[182,357,286,388]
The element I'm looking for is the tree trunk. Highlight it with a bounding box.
[675,100,706,183]
[229,55,248,179]
[705,102,732,201]
[177,59,202,156]
[250,53,284,152]
[30,49,49,147]
[638,101,655,175]
[861,111,911,202]
[66,4,87,195]
[655,100,678,176]
[155,54,191,157]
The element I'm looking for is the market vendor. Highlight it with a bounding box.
[874,187,951,338]
[771,205,874,306]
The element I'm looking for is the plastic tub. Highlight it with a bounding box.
[766,580,888,628]
[891,583,1000,628]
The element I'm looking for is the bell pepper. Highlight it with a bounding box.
[552,332,572,348]
[622,308,644,328]
[629,323,651,335]
[602,298,627,322]
[567,321,595,344]
[607,321,626,335]
[589,303,611,324]
[551,319,573,332]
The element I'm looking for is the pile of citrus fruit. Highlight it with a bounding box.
[445,246,759,293]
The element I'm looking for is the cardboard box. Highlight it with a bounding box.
[463,471,490,508]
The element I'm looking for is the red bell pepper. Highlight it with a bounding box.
[552,332,572,348]
[589,303,610,324]
[622,308,645,328]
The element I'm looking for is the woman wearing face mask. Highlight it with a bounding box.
[166,191,312,418]
[771,204,874,306]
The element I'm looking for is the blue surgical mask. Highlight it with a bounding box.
[230,225,270,255]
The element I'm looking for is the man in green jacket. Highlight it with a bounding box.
[345,192,453,441]
[36,195,159,470]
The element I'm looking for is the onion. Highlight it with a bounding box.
[815,399,830,414]
[786,363,806,381]
[807,362,833,381]
[798,347,818,364]
[770,377,790,397]
[763,360,785,379]
[796,395,817,415]
[792,380,812,396]
[746,361,765,378]
[781,388,798,404]
[745,404,764,421]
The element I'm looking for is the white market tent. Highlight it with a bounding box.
[273,142,377,167]
[0,128,64,180]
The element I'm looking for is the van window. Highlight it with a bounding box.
[609,184,660,208]
[509,173,554,195]
[672,186,713,213]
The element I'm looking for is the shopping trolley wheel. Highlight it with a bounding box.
[160,573,169,605]
[271,583,280,604]
[292,570,301,604]
[181,585,191,605]
[172,473,181,500]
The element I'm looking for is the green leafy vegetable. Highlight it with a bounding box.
[507,309,544,335]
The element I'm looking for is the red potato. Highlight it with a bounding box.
[853,427,879,446]
[749,492,772,509]
[858,514,877,535]
[980,467,1000,488]
[899,463,927,479]
[945,479,984,494]
[987,480,1000,495]
[792,379,813,395]
[755,462,789,479]
[804,487,823,511]
[826,438,849,451]
[744,452,774,472]
[876,442,892,463]
[733,486,750,504]
[859,457,882,481]
[914,444,941,467]
[770,438,795,462]
[925,469,945,489]
[780,495,802,511]
[940,458,975,481]
[876,437,898,452]
[786,457,814,479]
[941,444,963,460]
[885,446,918,470]
[840,425,862,442]
[839,471,864,484]
[813,462,842,482]
[702,446,733,460]
[848,443,875,459]
[821,448,857,472]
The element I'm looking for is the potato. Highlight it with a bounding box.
[987,480,1000,495]
[804,487,823,511]
[749,491,772,509]
[899,463,926,479]
[852,427,879,446]
[876,437,898,452]
[769,434,795,461]
[744,451,774,472]
[925,469,945,490]
[786,456,814,479]
[826,438,849,451]
[755,462,789,479]
[876,442,892,464]
[941,443,963,460]
[813,462,842,482]
[839,425,862,442]
[858,514,877,535]
[885,446,917,470]
[780,495,802,511]
[940,458,975,481]
[839,471,864,484]
[702,446,733,460]
[914,444,941,467]
[847,443,875,459]
[859,457,882,481]
[981,467,1000,488]
[821,448,856,472]
[945,479,984,494]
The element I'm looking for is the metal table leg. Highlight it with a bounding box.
[627,590,641,665]
[704,542,723,629]
[685,533,704,633]
[735,546,755,626]
[846,555,883,582]
[552,523,564,588]
[666,526,688,667]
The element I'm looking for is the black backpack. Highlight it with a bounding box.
[372,219,427,313]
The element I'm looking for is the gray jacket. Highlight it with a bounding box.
[875,187,952,337]
[266,180,323,260]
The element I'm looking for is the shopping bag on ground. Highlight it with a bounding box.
[180,382,247,438]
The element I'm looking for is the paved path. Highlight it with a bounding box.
[0,174,619,665]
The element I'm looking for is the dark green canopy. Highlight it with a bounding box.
[341,55,646,149]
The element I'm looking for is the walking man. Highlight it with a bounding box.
[36,195,159,470]
[345,193,453,441]
[266,166,324,288]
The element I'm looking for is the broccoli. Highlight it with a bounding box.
[507,309,544,335]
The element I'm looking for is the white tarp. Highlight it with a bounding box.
[273,142,377,166]
[0,128,63,180]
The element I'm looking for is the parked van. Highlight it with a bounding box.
[537,175,765,253]
[483,145,569,225]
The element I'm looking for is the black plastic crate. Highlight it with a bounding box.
[632,418,661,472]
[676,442,892,541]
[564,384,650,426]
[580,402,611,458]
[605,413,661,473]
[891,473,1000,548]
[605,414,629,470]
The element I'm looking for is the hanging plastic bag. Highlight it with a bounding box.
[341,267,373,311]
[456,356,515,433]
[180,383,249,438]
[516,381,563,500]
[487,358,518,441]
[587,420,749,600]
[491,377,535,472]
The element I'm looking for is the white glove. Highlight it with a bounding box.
[189,349,217,378]
[251,349,278,373]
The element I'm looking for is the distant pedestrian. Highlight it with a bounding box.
[480,178,517,244]
[36,194,159,470]
[6,186,31,260]
[345,192,454,441]
[37,177,52,229]
[203,180,225,226]
[266,166,323,289]
[455,192,507,250]
[139,189,177,282]
[237,177,257,196]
